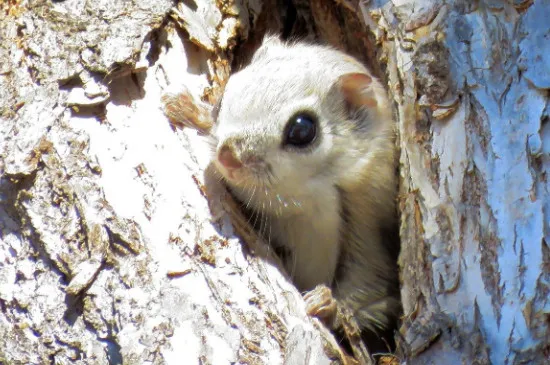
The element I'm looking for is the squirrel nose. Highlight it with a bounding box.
[218,145,243,169]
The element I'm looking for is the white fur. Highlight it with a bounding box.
[212,37,399,335]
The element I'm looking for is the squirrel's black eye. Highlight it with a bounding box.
[283,113,317,147]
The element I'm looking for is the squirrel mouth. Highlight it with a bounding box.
[219,165,270,186]
[215,161,276,190]
[223,166,242,181]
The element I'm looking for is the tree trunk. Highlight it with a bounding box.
[0,1,548,365]
[391,2,550,364]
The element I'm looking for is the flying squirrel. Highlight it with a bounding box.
[163,36,401,354]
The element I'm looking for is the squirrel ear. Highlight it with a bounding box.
[335,73,378,109]
[261,34,283,47]
[251,34,284,63]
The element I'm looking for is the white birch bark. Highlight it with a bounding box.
[377,1,550,364]
[0,1,342,364]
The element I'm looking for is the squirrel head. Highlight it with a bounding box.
[211,37,393,206]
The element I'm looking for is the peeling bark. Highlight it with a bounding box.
[0,1,339,364]
[387,1,550,364]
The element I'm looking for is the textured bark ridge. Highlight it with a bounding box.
[1,0,548,364]
[0,1,341,364]
[389,2,550,364]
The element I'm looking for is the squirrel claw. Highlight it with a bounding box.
[304,284,339,329]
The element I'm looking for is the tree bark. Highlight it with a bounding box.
[0,1,340,364]
[389,1,550,364]
[1,0,548,365]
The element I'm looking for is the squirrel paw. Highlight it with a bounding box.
[304,284,339,329]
